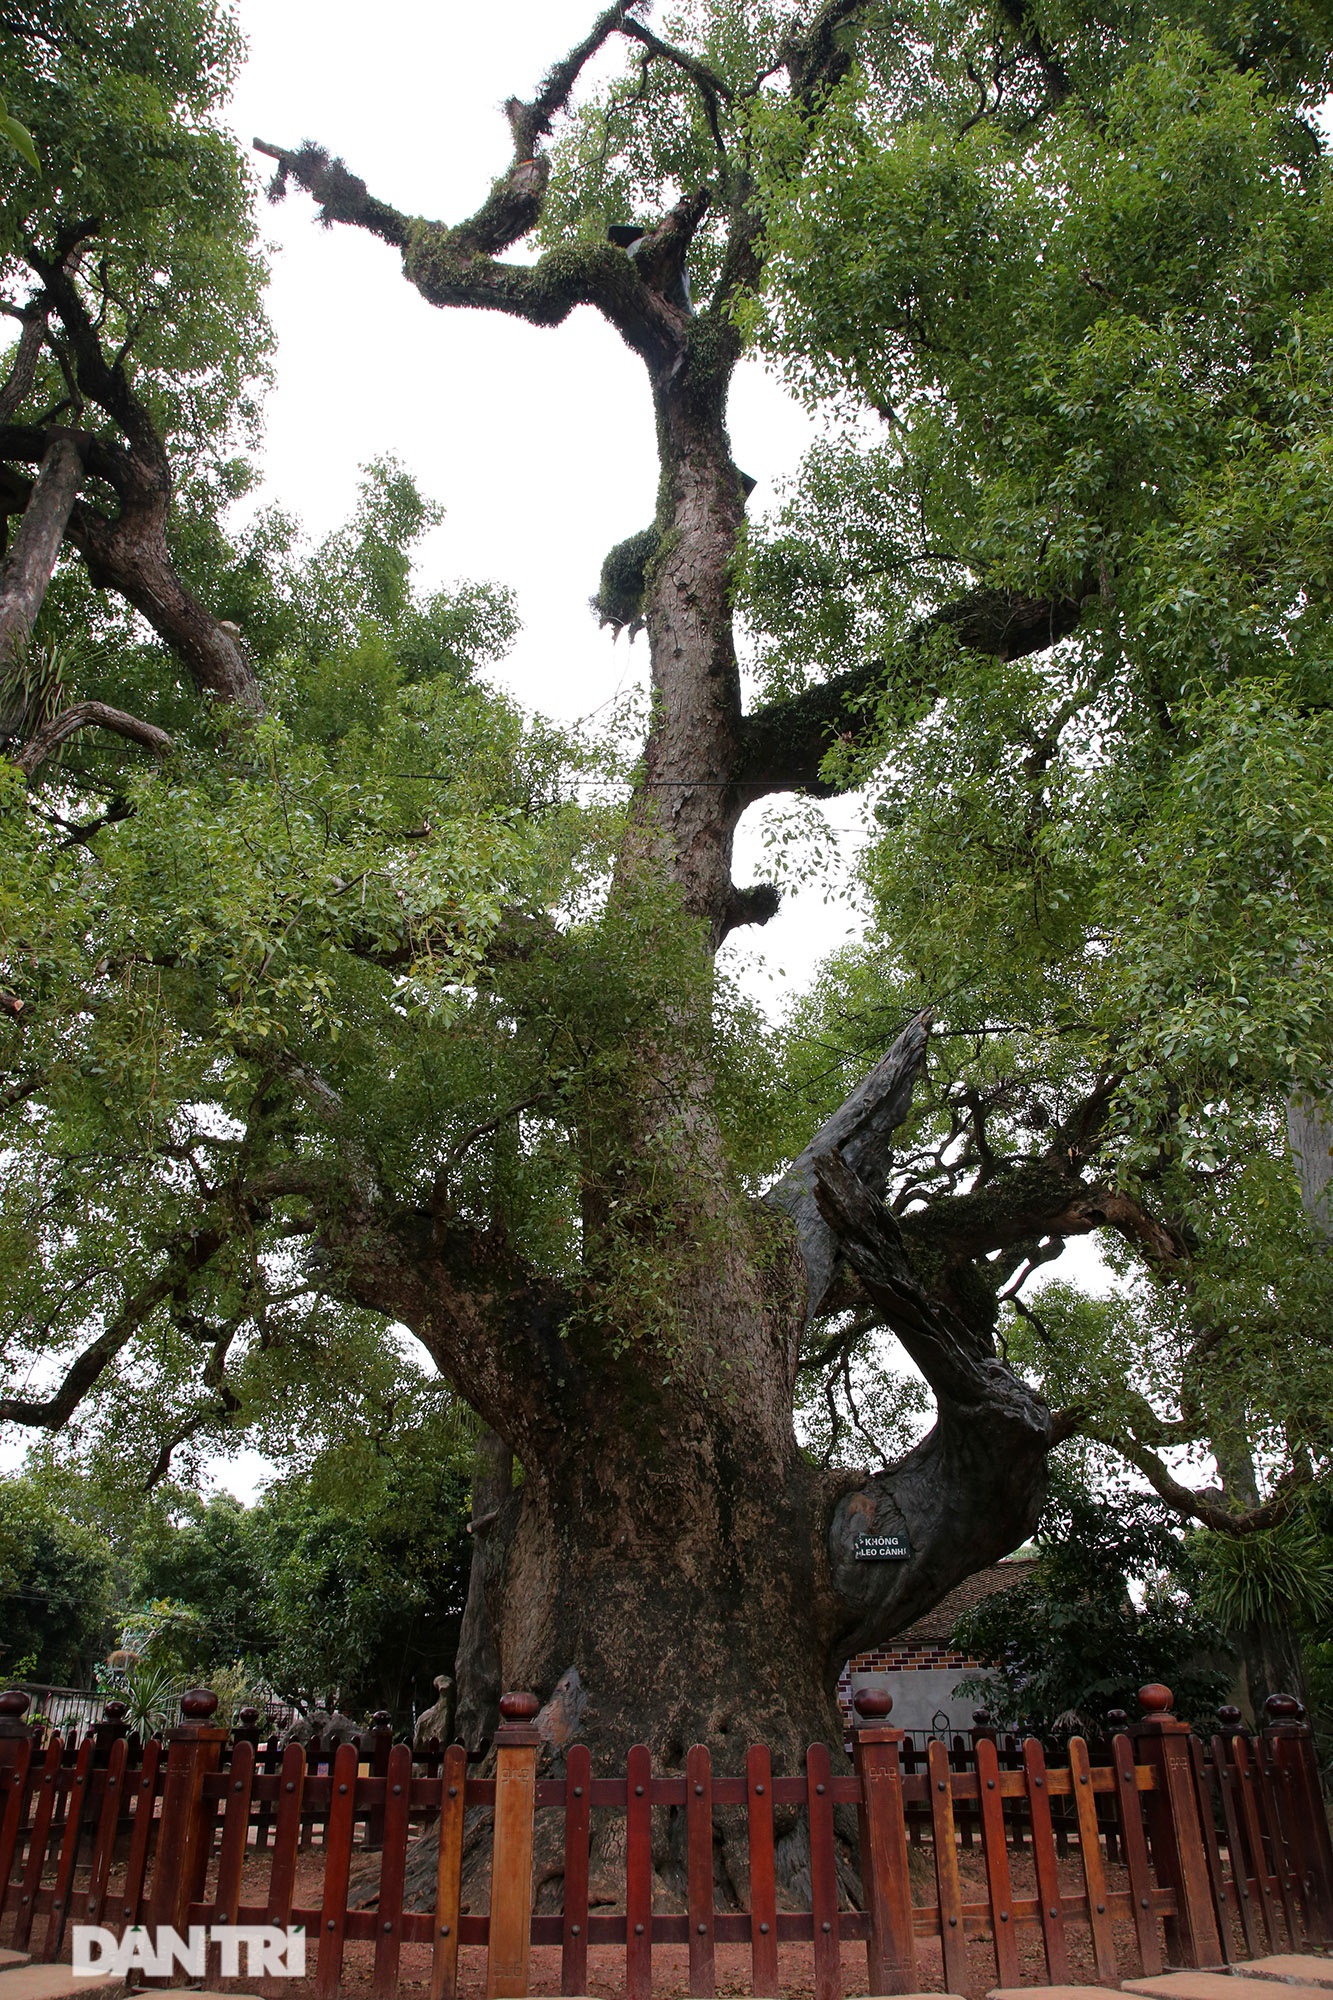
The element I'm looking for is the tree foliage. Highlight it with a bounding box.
[0,1471,113,1681]
[125,1422,474,1719]
[737,0,1333,1544]
[953,1466,1232,1733]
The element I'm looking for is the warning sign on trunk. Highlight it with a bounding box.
[853,1533,911,1561]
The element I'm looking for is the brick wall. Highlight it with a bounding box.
[846,1644,985,1674]
[835,1643,989,1738]
[832,1558,1032,1735]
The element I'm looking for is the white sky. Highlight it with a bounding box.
[226,0,865,1007]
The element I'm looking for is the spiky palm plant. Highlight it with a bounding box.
[0,639,71,748]
[118,1660,187,1738]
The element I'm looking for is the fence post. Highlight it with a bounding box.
[487,1691,539,2000]
[0,1691,33,1889]
[0,1687,32,1756]
[364,1709,393,1851]
[146,1687,228,1936]
[1263,1693,1333,1944]
[1132,1683,1224,1969]
[232,1705,263,1751]
[91,1699,130,1768]
[852,1689,917,1995]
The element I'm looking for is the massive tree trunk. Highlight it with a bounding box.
[330,1013,1053,1806]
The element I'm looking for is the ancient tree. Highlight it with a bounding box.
[5,0,1328,1844]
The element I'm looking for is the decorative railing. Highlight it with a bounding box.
[1,1681,1329,1996]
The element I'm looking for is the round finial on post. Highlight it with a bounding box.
[1217,1704,1243,1729]
[179,1688,220,1720]
[0,1690,31,1718]
[498,1691,540,1722]
[1138,1683,1174,1716]
[853,1687,893,1722]
[371,1709,391,1728]
[1105,1708,1129,1730]
[1265,1693,1302,1723]
[238,1706,259,1727]
[102,1699,128,1721]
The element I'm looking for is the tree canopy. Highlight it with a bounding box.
[729,0,1333,1565]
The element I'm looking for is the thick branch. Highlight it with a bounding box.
[0,1069,43,1109]
[738,586,1088,802]
[65,496,262,711]
[254,5,729,369]
[0,435,259,715]
[812,1148,1053,1655]
[783,0,877,106]
[995,0,1071,105]
[767,1009,931,1317]
[16,698,171,776]
[27,244,156,461]
[1079,1429,1312,1535]
[902,1155,1188,1277]
[255,133,676,365]
[142,1388,238,1490]
[814,1147,1048,1417]
[824,1403,1050,1658]
[253,140,410,247]
[0,302,47,420]
[620,19,731,149]
[512,2,645,163]
[0,435,83,675]
[0,420,129,492]
[320,1197,575,1469]
[4,256,263,711]
[0,1223,225,1427]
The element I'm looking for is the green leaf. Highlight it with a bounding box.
[0,115,38,173]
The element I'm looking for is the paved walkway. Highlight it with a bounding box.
[0,1942,1325,1999]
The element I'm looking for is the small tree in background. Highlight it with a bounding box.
[0,1474,113,1682]
[954,1466,1232,1736]
[1195,1493,1333,1741]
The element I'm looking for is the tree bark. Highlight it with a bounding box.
[15,699,171,776]
[0,435,82,683]
[454,1427,513,1754]
[634,343,750,940]
[321,1016,1054,1808]
[70,492,259,709]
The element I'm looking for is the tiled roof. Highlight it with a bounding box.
[887,1556,1038,1650]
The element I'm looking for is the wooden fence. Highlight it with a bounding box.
[1,1681,1331,1998]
